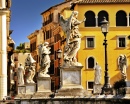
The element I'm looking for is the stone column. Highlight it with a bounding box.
[127,15,129,27]
[1,0,6,8]
[0,10,8,100]
[95,16,98,27]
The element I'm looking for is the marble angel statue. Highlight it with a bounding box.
[24,54,36,83]
[25,54,36,66]
[38,42,51,77]
[59,11,86,66]
[118,54,127,80]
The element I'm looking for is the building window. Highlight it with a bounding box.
[98,10,109,26]
[117,36,126,48]
[129,13,130,26]
[30,42,36,52]
[85,11,95,27]
[87,81,94,90]
[86,57,95,69]
[116,10,127,26]
[86,37,95,48]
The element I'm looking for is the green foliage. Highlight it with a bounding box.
[14,43,30,53]
[16,43,24,50]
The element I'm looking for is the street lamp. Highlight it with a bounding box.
[57,49,62,61]
[100,17,113,95]
[57,49,62,89]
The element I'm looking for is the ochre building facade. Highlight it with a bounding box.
[71,0,130,93]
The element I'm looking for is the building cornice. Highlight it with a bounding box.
[27,34,37,40]
[74,0,130,4]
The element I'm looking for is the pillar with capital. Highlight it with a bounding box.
[0,0,10,100]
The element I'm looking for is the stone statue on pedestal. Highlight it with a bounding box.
[94,62,102,84]
[38,42,51,77]
[17,63,25,85]
[93,62,102,94]
[59,11,85,67]
[54,11,87,97]
[25,54,36,83]
[118,54,127,80]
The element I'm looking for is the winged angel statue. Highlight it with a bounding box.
[59,11,86,66]
[38,42,51,77]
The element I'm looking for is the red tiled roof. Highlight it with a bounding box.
[75,0,130,4]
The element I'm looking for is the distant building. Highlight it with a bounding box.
[27,30,44,72]
[24,42,30,49]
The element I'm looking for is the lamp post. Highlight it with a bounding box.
[57,49,62,63]
[57,49,62,89]
[100,17,113,94]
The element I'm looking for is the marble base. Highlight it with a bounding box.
[37,77,51,92]
[56,66,86,97]
[18,85,26,94]
[25,83,36,94]
[93,84,102,94]
[60,66,83,89]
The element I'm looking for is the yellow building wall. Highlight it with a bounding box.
[73,4,130,90]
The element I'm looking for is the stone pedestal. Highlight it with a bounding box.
[18,84,36,94]
[37,77,51,92]
[93,84,102,94]
[25,83,36,94]
[56,66,88,97]
[18,85,26,94]
[61,66,83,89]
[32,77,53,98]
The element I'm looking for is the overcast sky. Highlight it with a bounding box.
[10,0,64,47]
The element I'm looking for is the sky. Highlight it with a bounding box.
[10,0,64,47]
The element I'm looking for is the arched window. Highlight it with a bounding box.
[116,10,127,26]
[85,11,95,27]
[129,13,130,26]
[86,57,95,69]
[98,10,109,26]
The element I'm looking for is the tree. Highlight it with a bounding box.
[14,43,30,53]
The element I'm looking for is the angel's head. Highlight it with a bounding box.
[44,42,49,46]
[73,11,78,17]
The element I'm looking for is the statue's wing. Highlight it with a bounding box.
[59,15,69,33]
[67,13,73,30]
[59,14,73,44]
[59,13,74,31]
